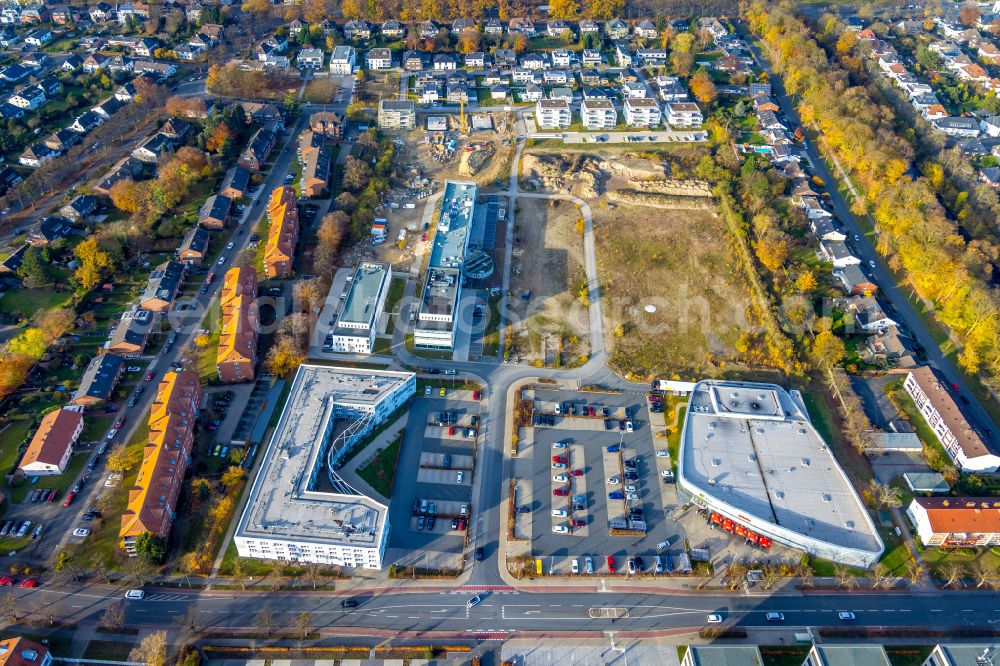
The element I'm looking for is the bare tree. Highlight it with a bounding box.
[91,555,111,584]
[906,561,923,588]
[126,557,150,586]
[267,565,285,591]
[1,591,18,624]
[867,480,904,510]
[304,563,323,591]
[254,607,274,638]
[232,558,247,591]
[761,566,781,591]
[101,601,126,630]
[175,605,201,639]
[834,565,859,590]
[871,563,891,590]
[972,559,999,589]
[128,630,168,666]
[941,563,966,588]
[297,611,311,638]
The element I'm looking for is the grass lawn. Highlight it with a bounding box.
[302,77,341,104]
[357,434,402,498]
[372,337,392,355]
[81,415,113,443]
[0,288,72,318]
[481,292,502,358]
[801,389,873,484]
[920,545,1000,578]
[195,300,222,383]
[884,648,933,666]
[217,541,275,577]
[83,640,135,661]
[87,417,150,568]
[384,277,405,313]
[0,419,32,474]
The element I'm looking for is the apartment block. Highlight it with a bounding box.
[535,99,571,130]
[624,97,661,127]
[581,98,617,130]
[216,265,259,383]
[119,371,201,555]
[264,186,299,279]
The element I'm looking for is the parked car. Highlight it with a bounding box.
[606,556,616,573]
[72,528,90,537]
[340,599,358,608]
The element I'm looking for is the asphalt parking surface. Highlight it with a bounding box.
[523,389,682,574]
[387,395,480,559]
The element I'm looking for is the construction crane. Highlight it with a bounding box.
[459,100,469,135]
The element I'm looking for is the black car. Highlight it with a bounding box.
[518,505,531,513]
[475,547,484,561]
[340,599,358,608]
[624,472,638,481]
[634,556,644,571]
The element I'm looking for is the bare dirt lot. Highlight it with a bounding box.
[509,198,589,367]
[594,201,753,380]
[517,145,755,380]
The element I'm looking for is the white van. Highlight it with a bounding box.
[656,539,670,550]
[125,589,145,600]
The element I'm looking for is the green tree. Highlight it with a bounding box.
[134,532,167,564]
[17,247,57,288]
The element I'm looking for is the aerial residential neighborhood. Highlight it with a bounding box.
[0,0,999,664]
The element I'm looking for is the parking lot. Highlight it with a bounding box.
[511,388,684,575]
[386,388,482,571]
[511,387,811,578]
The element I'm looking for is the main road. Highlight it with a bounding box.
[11,581,1000,636]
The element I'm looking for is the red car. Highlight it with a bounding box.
[572,519,585,527]
[448,426,456,436]
[570,469,584,476]
[552,456,567,464]
[0,577,13,586]
[145,372,155,382]
[553,488,568,496]
[63,492,75,507]
[114,415,126,429]
[19,579,37,589]
[473,390,481,401]
[607,557,616,573]
[588,406,596,416]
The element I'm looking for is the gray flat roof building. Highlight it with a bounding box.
[233,365,415,568]
[677,380,884,568]
[681,646,763,666]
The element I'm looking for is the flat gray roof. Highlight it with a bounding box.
[235,365,413,548]
[681,380,882,554]
[686,646,762,666]
[809,646,890,666]
[338,262,389,329]
[417,181,475,326]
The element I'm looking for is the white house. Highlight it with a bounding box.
[329,45,356,74]
[297,48,324,69]
[622,80,646,98]
[666,101,703,127]
[820,240,861,268]
[8,86,45,110]
[17,406,84,476]
[581,98,617,130]
[623,97,661,127]
[367,48,391,70]
[551,49,572,68]
[535,99,571,130]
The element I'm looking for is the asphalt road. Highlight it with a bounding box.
[12,583,1000,636]
[740,25,1000,443]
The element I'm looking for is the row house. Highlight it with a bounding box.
[216,266,259,383]
[119,371,202,555]
[264,186,299,279]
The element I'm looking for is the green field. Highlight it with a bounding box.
[357,434,402,499]
[0,288,72,318]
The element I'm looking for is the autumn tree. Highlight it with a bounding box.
[265,313,310,376]
[314,210,347,278]
[548,0,581,20]
[811,330,846,367]
[753,236,788,273]
[74,237,116,289]
[690,71,717,104]
[457,27,481,54]
[107,445,142,473]
[960,3,980,26]
[796,271,818,293]
[109,179,145,214]
[220,466,245,489]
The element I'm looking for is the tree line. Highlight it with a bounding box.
[747,1,1000,394]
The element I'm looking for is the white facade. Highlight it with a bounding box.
[581,98,616,130]
[535,99,571,129]
[325,263,391,355]
[329,45,356,74]
[623,97,661,127]
[666,101,703,127]
[296,48,324,69]
[903,368,1000,472]
[366,48,391,69]
[234,365,415,569]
